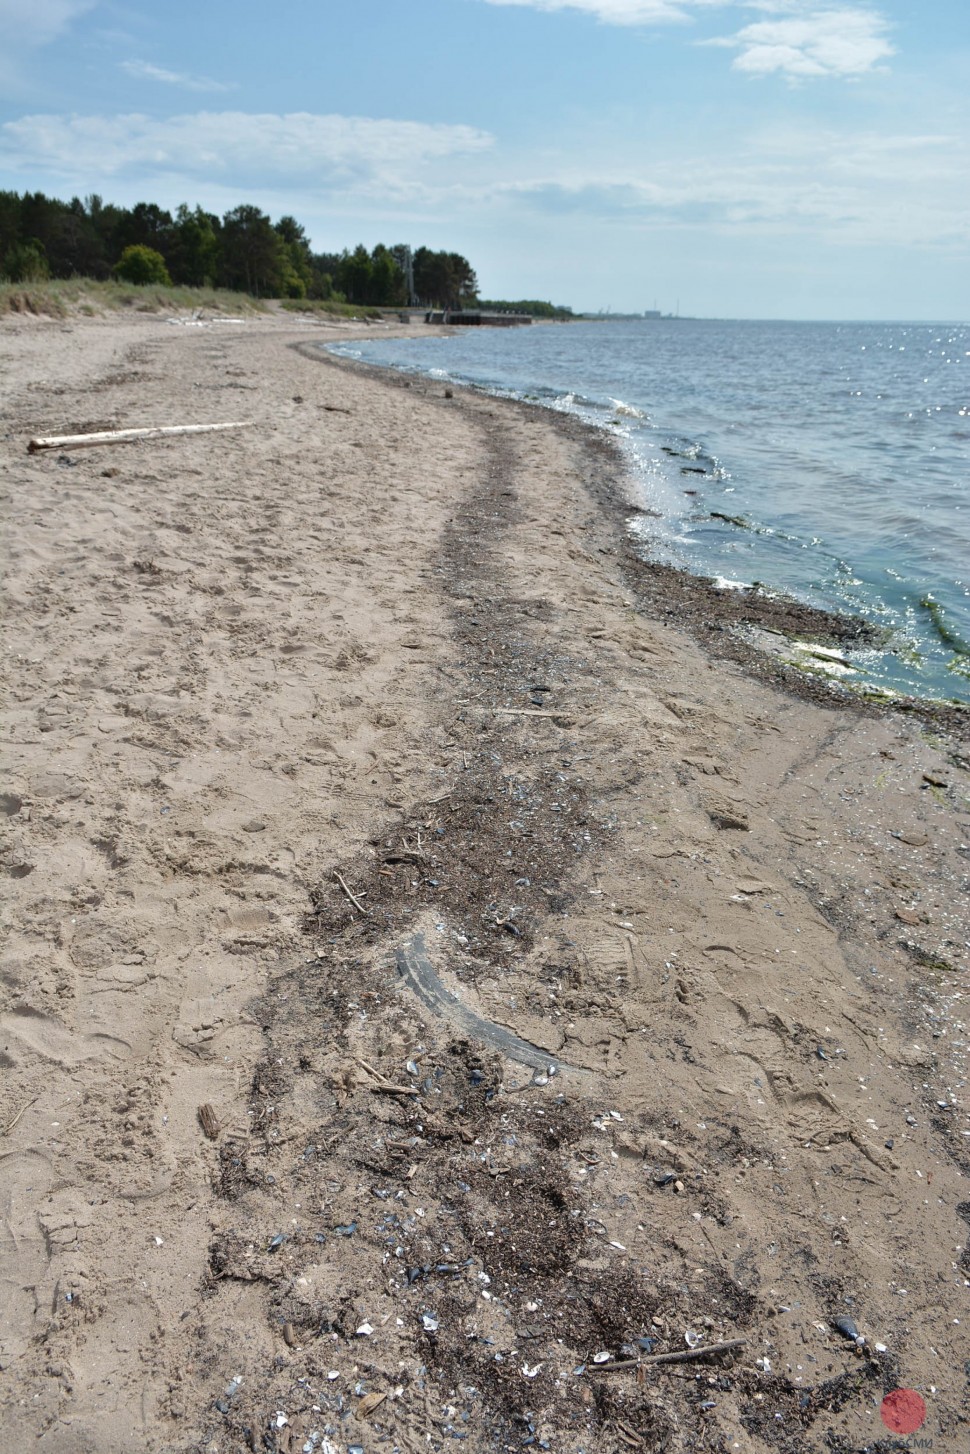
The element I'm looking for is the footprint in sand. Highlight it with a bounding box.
[0,1148,56,1362]
[0,1006,130,1065]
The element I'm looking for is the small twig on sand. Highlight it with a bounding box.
[492,707,562,719]
[356,1057,420,1097]
[642,1338,746,1365]
[1,1097,37,1136]
[613,1418,642,1449]
[334,870,370,916]
[590,1339,746,1373]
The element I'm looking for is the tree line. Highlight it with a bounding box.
[0,191,480,309]
[476,298,574,319]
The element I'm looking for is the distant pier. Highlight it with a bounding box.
[424,310,533,326]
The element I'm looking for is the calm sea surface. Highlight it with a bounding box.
[328,320,970,704]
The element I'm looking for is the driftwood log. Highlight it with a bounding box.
[197,1104,221,1140]
[27,421,253,453]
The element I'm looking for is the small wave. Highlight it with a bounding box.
[548,389,596,412]
[610,399,645,419]
[790,643,857,677]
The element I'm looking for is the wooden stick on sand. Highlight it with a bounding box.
[355,1058,420,1097]
[590,1339,747,1373]
[27,421,253,453]
[333,870,370,916]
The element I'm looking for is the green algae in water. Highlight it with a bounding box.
[890,637,924,668]
[709,510,753,529]
[919,595,970,657]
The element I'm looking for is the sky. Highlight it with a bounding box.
[1,0,967,318]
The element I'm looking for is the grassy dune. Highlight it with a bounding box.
[276,297,384,319]
[0,278,265,319]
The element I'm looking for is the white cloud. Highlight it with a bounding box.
[120,60,235,94]
[480,0,705,25]
[0,111,494,194]
[705,8,894,78]
[1,100,963,267]
[0,0,94,49]
[481,1,895,80]
[478,0,896,55]
[443,121,967,251]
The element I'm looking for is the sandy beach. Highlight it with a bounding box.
[1,308,968,1454]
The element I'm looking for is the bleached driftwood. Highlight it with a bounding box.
[27,421,254,454]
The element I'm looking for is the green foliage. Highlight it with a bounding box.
[333,243,408,307]
[0,190,522,312]
[413,248,478,309]
[115,202,173,259]
[477,299,574,319]
[222,204,286,296]
[309,250,342,297]
[334,244,373,304]
[369,244,406,307]
[2,239,49,282]
[274,215,313,298]
[277,297,382,319]
[113,244,172,286]
[171,205,221,287]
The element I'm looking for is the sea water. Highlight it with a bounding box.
[327,319,970,704]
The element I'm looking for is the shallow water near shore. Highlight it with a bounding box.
[329,318,970,704]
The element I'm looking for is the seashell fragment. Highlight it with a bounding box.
[832,1315,863,1344]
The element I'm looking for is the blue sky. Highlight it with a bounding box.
[1,0,967,318]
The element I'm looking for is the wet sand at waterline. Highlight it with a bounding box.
[1,307,967,1453]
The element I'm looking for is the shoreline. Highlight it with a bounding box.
[324,324,970,719]
[321,337,970,740]
[1,311,968,1453]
